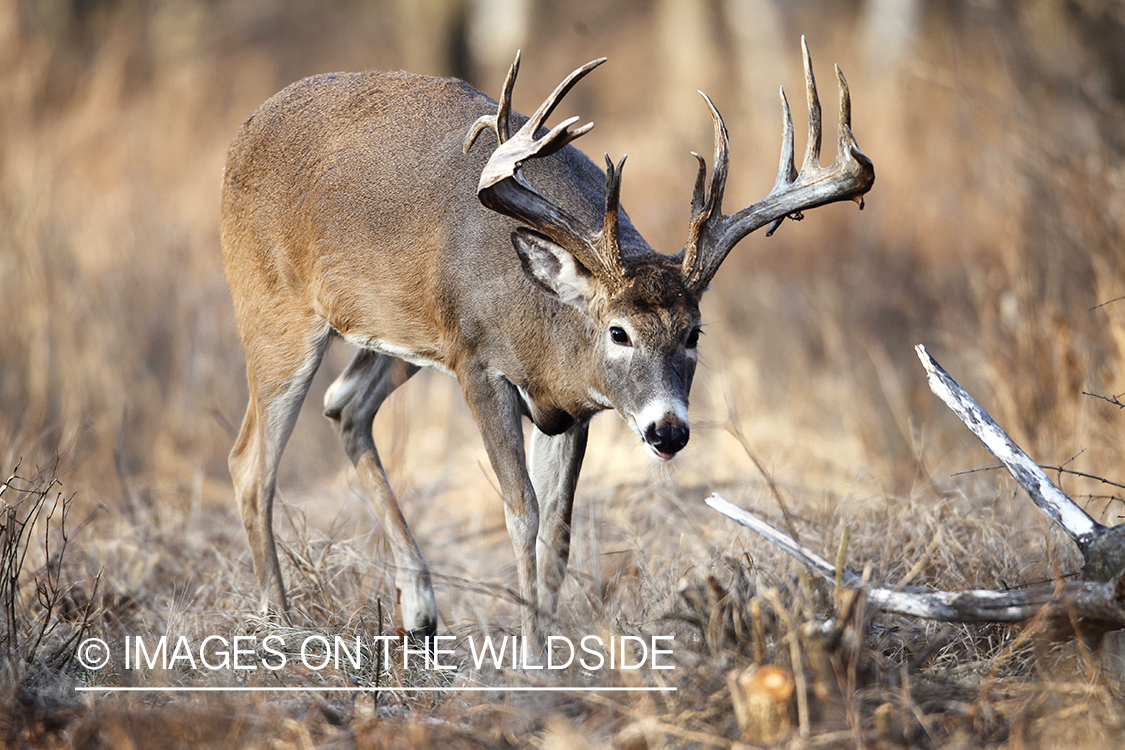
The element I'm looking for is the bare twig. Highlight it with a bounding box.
[1082,390,1125,409]
[1089,295,1125,312]
[705,494,851,584]
[725,415,801,541]
[1040,466,1125,492]
[952,464,1125,493]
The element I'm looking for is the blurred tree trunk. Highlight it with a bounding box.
[466,0,530,87]
[722,0,786,113]
[395,0,466,77]
[657,0,718,138]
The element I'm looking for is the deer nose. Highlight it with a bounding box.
[645,423,690,460]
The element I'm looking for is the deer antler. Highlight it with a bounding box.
[465,53,630,291]
[682,37,875,292]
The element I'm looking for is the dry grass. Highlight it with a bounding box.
[4,0,1125,747]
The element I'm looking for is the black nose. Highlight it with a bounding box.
[646,423,690,457]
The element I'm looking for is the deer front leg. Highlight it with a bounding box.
[529,422,588,620]
[461,370,541,643]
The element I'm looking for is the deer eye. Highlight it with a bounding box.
[686,328,701,348]
[609,326,632,347]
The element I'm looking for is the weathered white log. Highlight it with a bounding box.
[915,344,1125,580]
[706,493,1125,632]
[865,580,1125,627]
[914,344,1101,545]
[706,345,1125,633]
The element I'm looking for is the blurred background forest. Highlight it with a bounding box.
[3,0,1125,505]
[5,0,1125,746]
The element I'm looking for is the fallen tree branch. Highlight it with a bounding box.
[915,345,1125,580]
[705,346,1125,635]
[706,493,1125,635]
[914,345,1101,546]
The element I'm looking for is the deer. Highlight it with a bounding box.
[220,38,873,643]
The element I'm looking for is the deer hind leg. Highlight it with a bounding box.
[322,350,435,637]
[529,423,589,620]
[229,317,331,621]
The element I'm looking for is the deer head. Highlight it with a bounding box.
[464,40,874,461]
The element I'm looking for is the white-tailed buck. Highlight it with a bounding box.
[221,39,873,640]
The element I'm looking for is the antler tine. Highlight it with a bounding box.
[765,85,797,236]
[835,64,866,208]
[597,154,629,284]
[537,116,592,159]
[700,92,729,220]
[526,57,607,135]
[462,50,523,153]
[682,92,730,284]
[799,35,822,176]
[603,154,626,222]
[775,86,797,189]
[836,64,851,156]
[689,152,708,218]
[496,50,520,144]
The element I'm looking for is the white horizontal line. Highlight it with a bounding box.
[75,686,676,693]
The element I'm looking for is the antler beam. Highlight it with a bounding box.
[683,37,875,292]
[465,52,630,290]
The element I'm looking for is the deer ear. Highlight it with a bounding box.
[510,228,594,309]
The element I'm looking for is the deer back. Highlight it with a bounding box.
[221,70,652,392]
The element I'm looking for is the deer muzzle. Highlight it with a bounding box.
[630,399,691,461]
[645,421,690,460]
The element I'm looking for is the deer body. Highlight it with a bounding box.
[224,70,653,422]
[222,44,873,640]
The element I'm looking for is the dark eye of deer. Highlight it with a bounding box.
[609,326,632,347]
[686,328,701,348]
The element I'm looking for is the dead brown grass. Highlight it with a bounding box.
[4,0,1125,747]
